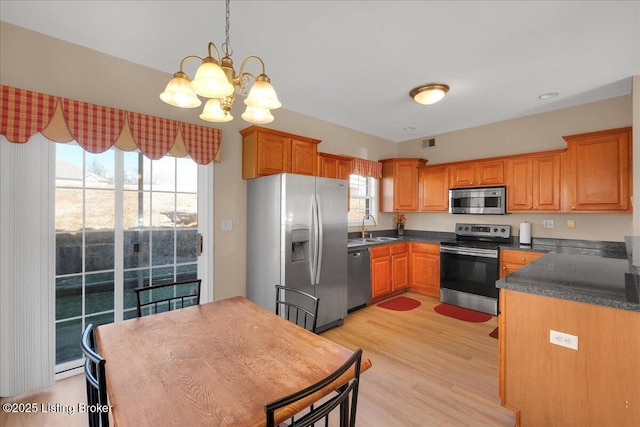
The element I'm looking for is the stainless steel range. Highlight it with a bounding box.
[440,223,511,315]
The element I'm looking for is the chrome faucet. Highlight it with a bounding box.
[361,214,378,238]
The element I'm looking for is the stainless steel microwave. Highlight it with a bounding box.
[449,186,507,215]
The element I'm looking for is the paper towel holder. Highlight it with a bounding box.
[519,221,532,246]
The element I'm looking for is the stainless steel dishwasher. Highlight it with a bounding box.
[347,247,371,312]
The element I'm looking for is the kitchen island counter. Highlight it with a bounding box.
[496,251,639,312]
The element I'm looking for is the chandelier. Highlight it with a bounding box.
[159,0,281,124]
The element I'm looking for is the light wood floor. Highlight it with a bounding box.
[321,292,515,426]
[1,292,514,427]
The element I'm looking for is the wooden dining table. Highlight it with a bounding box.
[95,296,371,427]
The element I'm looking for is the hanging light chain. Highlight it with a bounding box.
[224,0,232,57]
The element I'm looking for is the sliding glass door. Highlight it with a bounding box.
[54,144,201,372]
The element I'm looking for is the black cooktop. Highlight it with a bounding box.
[440,239,507,250]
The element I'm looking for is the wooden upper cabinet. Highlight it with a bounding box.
[449,160,504,188]
[380,158,427,212]
[448,163,475,187]
[291,138,318,176]
[317,152,352,180]
[562,127,632,212]
[240,126,320,179]
[506,153,561,212]
[418,165,449,212]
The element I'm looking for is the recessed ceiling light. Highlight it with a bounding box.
[538,92,559,99]
[403,127,416,132]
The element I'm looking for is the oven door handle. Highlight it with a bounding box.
[440,246,498,259]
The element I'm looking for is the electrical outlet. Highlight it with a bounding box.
[543,220,554,229]
[550,329,578,350]
[567,219,575,229]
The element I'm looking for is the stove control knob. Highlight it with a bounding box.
[493,228,498,232]
[458,226,463,231]
[500,228,506,233]
[464,227,470,231]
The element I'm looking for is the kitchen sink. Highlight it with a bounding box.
[347,236,399,247]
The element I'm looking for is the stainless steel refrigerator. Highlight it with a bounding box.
[246,173,348,332]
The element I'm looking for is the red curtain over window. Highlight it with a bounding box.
[0,86,57,143]
[60,98,126,153]
[350,157,382,179]
[0,85,222,164]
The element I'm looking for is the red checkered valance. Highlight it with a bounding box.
[0,85,222,164]
[350,157,382,179]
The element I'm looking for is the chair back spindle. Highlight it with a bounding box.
[135,279,202,317]
[265,348,363,427]
[81,323,109,427]
[275,285,319,333]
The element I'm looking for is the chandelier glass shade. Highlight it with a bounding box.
[159,0,280,124]
[409,83,450,105]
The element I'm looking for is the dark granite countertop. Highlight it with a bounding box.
[349,230,639,312]
[496,251,640,312]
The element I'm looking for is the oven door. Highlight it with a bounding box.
[439,246,499,299]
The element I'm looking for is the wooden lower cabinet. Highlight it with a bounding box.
[500,289,640,426]
[370,243,408,300]
[409,243,440,297]
[499,249,545,278]
[391,244,409,292]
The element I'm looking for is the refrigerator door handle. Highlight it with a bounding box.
[310,194,319,285]
[315,193,323,285]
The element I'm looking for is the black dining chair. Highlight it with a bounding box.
[265,348,363,427]
[134,279,202,317]
[275,285,320,333]
[81,323,109,427]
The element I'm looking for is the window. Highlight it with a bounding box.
[54,143,202,372]
[348,174,378,226]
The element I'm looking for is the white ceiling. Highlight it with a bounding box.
[1,1,639,142]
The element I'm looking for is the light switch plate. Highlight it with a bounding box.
[221,219,233,231]
[543,220,554,229]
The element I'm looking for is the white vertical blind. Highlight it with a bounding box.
[0,134,55,396]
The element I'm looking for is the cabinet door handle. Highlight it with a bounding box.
[502,266,507,270]
[572,206,576,210]
[521,257,526,261]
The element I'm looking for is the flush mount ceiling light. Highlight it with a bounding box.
[538,92,559,99]
[160,0,281,124]
[409,83,450,105]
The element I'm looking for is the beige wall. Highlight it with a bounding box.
[397,95,635,241]
[0,22,636,299]
[0,22,393,300]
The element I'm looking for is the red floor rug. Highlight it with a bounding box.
[377,296,421,311]
[434,303,492,322]
[489,327,499,338]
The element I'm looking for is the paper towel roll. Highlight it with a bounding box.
[519,222,532,245]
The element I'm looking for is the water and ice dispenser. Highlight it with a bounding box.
[291,229,310,262]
